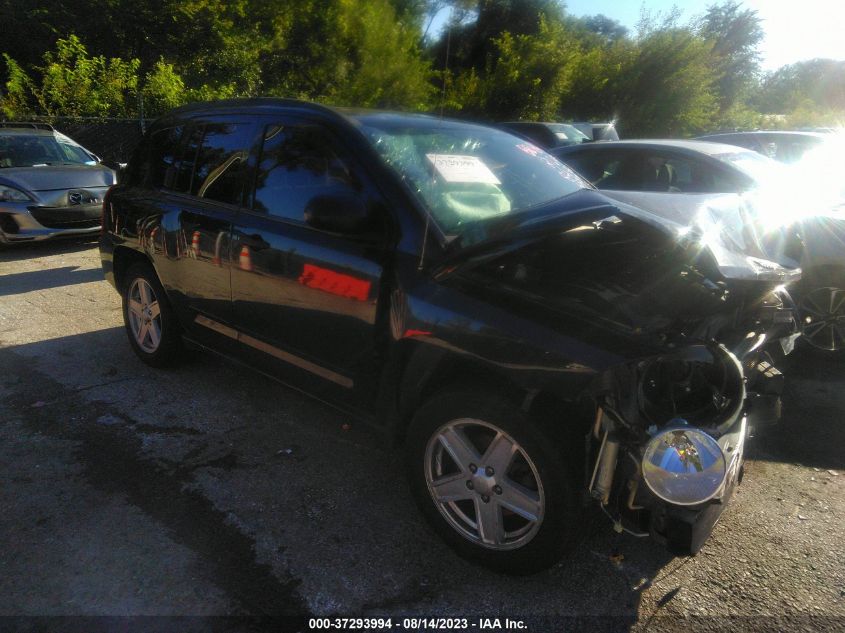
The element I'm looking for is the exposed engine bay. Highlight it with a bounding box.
[464,209,800,554]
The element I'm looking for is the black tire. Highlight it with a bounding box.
[405,387,580,574]
[121,262,182,367]
[795,267,845,356]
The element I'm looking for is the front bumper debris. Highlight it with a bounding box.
[649,415,746,555]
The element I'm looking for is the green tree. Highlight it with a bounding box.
[142,60,187,115]
[615,19,719,136]
[0,55,38,118]
[698,1,763,113]
[453,15,578,120]
[37,35,140,117]
[327,0,433,108]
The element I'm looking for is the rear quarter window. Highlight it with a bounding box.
[142,125,185,189]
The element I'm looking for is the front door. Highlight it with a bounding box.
[228,119,390,404]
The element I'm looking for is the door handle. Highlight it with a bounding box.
[241,234,270,251]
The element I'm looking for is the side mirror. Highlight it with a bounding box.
[304,192,370,234]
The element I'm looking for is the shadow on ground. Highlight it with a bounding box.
[750,346,845,471]
[0,326,680,627]
[0,266,104,295]
[0,237,99,262]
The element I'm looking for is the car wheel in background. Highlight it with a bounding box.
[122,262,182,367]
[797,267,845,354]
[799,285,845,353]
[406,387,579,574]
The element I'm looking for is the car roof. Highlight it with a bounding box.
[554,138,747,156]
[162,97,454,126]
[501,121,573,126]
[698,130,828,140]
[0,128,56,137]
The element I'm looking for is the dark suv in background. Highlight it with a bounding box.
[101,99,798,572]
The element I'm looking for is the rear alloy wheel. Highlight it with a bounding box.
[122,263,182,367]
[407,389,579,573]
[127,277,163,354]
[799,286,845,353]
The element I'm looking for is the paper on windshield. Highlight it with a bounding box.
[426,154,501,184]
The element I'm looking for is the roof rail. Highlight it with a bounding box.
[0,121,55,131]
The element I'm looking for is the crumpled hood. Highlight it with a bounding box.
[443,189,800,285]
[590,191,801,283]
[0,165,115,191]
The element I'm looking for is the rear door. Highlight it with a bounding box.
[226,117,391,405]
[162,119,261,341]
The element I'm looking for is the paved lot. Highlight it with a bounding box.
[0,240,843,631]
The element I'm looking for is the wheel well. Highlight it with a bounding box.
[393,348,592,466]
[113,246,154,293]
[392,351,524,445]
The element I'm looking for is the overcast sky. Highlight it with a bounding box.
[431,1,845,72]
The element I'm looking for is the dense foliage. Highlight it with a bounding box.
[1,0,841,135]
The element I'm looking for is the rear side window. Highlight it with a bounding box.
[559,152,624,187]
[173,125,203,193]
[146,120,258,206]
[190,122,258,205]
[144,125,184,188]
[252,124,361,222]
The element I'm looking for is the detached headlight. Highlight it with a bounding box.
[642,426,727,506]
[0,185,32,202]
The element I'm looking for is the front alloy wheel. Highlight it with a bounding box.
[799,286,845,352]
[407,388,579,573]
[424,419,544,550]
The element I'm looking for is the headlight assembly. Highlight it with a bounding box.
[638,345,744,429]
[0,185,32,202]
[642,425,727,506]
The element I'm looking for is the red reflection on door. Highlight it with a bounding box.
[298,264,371,301]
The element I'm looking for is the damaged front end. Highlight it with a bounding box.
[442,193,800,555]
[589,343,746,555]
[588,321,793,554]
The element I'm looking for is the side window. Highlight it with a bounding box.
[144,125,184,189]
[561,153,622,188]
[174,125,204,193]
[189,122,257,205]
[620,152,732,194]
[663,156,740,193]
[589,153,637,190]
[252,124,361,222]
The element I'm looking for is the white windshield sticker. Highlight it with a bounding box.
[426,154,501,184]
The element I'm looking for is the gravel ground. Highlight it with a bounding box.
[0,239,843,632]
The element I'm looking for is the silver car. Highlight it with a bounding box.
[0,123,116,245]
[552,139,845,354]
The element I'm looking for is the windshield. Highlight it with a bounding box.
[0,132,96,167]
[548,123,590,144]
[359,119,587,237]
